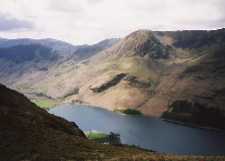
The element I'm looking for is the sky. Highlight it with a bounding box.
[0,0,224,45]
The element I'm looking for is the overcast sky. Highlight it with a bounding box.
[0,0,224,44]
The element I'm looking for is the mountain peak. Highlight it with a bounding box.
[126,29,153,38]
[108,29,169,58]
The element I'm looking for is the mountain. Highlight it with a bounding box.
[0,29,225,129]
[72,38,119,59]
[49,28,225,129]
[0,37,118,94]
[154,29,225,128]
[62,30,170,112]
[104,30,169,58]
[0,37,119,62]
[0,44,55,63]
[0,38,77,56]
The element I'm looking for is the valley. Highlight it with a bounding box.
[0,28,225,129]
[1,0,225,160]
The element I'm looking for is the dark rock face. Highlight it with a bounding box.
[133,33,169,58]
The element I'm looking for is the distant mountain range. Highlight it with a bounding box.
[0,28,225,129]
[0,37,118,85]
[0,38,77,56]
[0,37,119,59]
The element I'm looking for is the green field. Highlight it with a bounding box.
[85,131,108,140]
[32,99,57,109]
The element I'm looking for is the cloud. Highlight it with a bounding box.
[0,0,224,44]
[0,13,33,31]
[48,0,84,13]
[86,0,104,5]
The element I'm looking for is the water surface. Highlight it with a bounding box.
[49,104,225,155]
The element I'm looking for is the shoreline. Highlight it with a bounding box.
[162,118,225,133]
[53,102,225,133]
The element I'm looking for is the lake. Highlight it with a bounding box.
[49,104,225,155]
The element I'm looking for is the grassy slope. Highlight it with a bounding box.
[31,98,57,109]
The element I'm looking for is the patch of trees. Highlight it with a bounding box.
[162,100,225,129]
